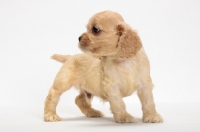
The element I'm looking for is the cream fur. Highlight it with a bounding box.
[44,10,163,123]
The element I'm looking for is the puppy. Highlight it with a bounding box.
[44,10,163,123]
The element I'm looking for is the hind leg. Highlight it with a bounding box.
[44,69,73,122]
[75,91,103,117]
[44,86,63,122]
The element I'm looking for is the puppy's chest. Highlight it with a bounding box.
[102,60,139,94]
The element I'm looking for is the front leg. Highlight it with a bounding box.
[106,86,138,123]
[137,82,163,123]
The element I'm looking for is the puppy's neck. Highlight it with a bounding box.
[99,55,130,66]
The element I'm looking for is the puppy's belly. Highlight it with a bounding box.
[77,76,102,97]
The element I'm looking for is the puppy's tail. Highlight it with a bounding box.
[51,54,71,63]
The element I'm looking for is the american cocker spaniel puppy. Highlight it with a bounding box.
[44,10,163,123]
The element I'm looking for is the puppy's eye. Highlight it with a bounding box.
[92,27,100,33]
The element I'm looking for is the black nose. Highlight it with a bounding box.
[78,36,82,42]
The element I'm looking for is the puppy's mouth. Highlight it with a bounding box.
[78,44,91,54]
[79,42,100,55]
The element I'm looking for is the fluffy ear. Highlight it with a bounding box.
[116,23,142,59]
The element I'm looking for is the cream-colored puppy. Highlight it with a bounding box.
[44,10,163,123]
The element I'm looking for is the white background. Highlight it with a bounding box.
[0,0,200,132]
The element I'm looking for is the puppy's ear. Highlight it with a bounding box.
[116,23,142,59]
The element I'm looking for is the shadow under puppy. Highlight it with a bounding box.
[44,10,163,123]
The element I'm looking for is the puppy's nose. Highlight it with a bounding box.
[78,36,82,42]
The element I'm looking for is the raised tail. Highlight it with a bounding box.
[51,54,71,63]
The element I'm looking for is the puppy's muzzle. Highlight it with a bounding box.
[78,33,90,47]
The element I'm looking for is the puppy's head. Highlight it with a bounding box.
[79,10,142,59]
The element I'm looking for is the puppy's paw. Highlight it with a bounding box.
[86,109,104,118]
[143,113,163,123]
[44,113,61,122]
[114,113,138,123]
